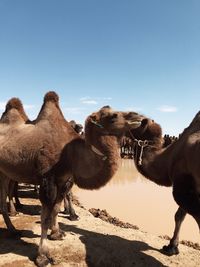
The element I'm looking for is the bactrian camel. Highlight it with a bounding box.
[0,91,142,266]
[0,98,29,216]
[128,115,200,256]
[0,98,78,220]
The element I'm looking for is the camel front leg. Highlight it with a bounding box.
[36,177,57,267]
[49,200,66,240]
[36,204,54,267]
[162,207,186,256]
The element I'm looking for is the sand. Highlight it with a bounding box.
[0,193,199,267]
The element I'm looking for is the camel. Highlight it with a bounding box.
[1,101,79,220]
[0,91,142,266]
[0,98,30,215]
[0,97,29,217]
[127,114,200,256]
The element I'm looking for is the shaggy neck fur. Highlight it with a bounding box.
[135,143,172,186]
[73,119,120,189]
[133,122,173,187]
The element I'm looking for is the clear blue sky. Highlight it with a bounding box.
[0,0,199,135]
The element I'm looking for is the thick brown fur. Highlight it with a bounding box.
[44,91,59,103]
[1,98,29,122]
[128,115,200,255]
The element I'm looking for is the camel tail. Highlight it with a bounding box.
[44,91,59,103]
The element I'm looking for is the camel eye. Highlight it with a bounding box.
[110,113,118,122]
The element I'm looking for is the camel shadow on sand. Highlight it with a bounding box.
[60,223,168,267]
[16,203,41,216]
[0,227,39,262]
[0,221,168,266]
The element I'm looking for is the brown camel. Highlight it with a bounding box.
[0,98,30,216]
[0,98,30,218]
[1,100,78,221]
[127,115,200,256]
[0,91,142,266]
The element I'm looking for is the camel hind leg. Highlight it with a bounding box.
[13,181,23,209]
[63,190,79,221]
[0,177,17,233]
[8,180,18,216]
[169,174,200,255]
[162,207,186,256]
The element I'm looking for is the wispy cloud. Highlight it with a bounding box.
[82,100,98,105]
[80,97,98,105]
[157,105,178,113]
[64,107,86,114]
[80,96,112,105]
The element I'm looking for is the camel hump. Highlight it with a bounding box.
[6,98,23,111]
[44,91,59,103]
[4,97,29,122]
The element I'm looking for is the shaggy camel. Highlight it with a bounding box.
[1,100,78,220]
[0,98,30,216]
[127,115,200,256]
[0,91,142,266]
[0,98,30,218]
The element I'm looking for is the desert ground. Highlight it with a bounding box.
[0,187,199,267]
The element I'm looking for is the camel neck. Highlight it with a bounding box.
[134,141,172,187]
[73,125,121,190]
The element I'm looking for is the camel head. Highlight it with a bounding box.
[128,117,163,144]
[69,120,83,134]
[86,105,142,137]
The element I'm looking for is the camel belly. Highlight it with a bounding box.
[0,161,40,184]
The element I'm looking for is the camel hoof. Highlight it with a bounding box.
[69,214,79,221]
[162,245,179,256]
[63,208,70,215]
[35,254,54,267]
[49,229,66,240]
[9,211,19,217]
